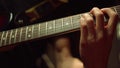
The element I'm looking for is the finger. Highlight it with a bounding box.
[82,13,96,42]
[101,8,119,35]
[80,16,88,44]
[90,7,104,33]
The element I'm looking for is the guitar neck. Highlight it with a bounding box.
[0,5,119,47]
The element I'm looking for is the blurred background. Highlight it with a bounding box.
[0,0,120,68]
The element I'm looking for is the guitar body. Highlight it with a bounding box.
[0,0,67,52]
[14,0,67,27]
[0,45,16,52]
[0,12,10,31]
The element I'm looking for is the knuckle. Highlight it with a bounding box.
[112,12,118,18]
[96,12,104,17]
[96,36,103,41]
[86,18,94,23]
[87,36,95,43]
[92,7,104,17]
[81,24,87,28]
[92,7,98,11]
[96,33,104,41]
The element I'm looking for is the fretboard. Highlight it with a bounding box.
[0,5,120,47]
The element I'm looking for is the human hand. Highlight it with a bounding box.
[80,7,119,68]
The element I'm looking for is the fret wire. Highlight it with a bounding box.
[72,14,80,28]
[46,22,48,35]
[53,20,55,33]
[70,16,73,28]
[32,25,34,39]
[39,24,41,37]
[79,14,81,28]
[71,15,76,28]
[16,29,21,42]
[9,30,13,44]
[25,27,28,40]
[40,23,46,36]
[32,24,38,38]
[62,18,63,29]
[4,31,8,45]
[79,14,82,19]
[0,32,2,46]
[1,32,5,46]
[113,7,118,15]
[19,28,23,42]
[28,26,33,38]
[62,17,72,31]
[14,29,18,43]
[11,30,15,43]
[6,31,10,45]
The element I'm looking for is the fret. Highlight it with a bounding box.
[19,28,23,42]
[26,26,32,40]
[0,32,2,46]
[55,19,63,33]
[0,32,4,46]
[25,27,28,40]
[62,18,64,29]
[63,17,72,31]
[113,7,118,15]
[0,31,6,46]
[0,31,8,46]
[40,23,46,37]
[114,5,120,17]
[33,24,39,38]
[15,28,21,42]
[47,21,55,35]
[11,30,16,43]
[6,30,11,45]
[53,20,55,33]
[38,24,41,37]
[21,27,27,41]
[72,14,80,28]
[4,31,8,46]
[46,22,48,35]
[14,29,18,43]
[70,16,73,28]
[9,30,13,44]
[32,25,34,39]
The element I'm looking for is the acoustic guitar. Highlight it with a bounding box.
[0,5,119,51]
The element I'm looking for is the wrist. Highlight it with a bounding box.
[82,58,108,68]
[84,62,107,68]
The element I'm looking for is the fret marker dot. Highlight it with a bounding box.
[29,29,31,31]
[28,35,31,37]
[12,35,14,38]
[66,23,69,25]
[49,27,52,29]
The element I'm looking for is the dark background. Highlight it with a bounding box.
[0,0,119,68]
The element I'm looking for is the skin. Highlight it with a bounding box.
[37,7,118,68]
[54,38,84,68]
[80,7,119,68]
